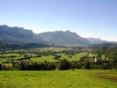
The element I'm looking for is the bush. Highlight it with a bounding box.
[54,55,61,60]
[84,61,91,69]
[14,61,57,70]
[1,64,13,70]
[0,64,2,70]
[111,59,117,69]
[76,62,82,69]
[101,61,112,70]
[70,61,82,69]
[58,59,70,70]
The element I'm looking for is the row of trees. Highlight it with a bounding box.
[0,46,117,70]
[0,59,70,70]
[0,56,117,70]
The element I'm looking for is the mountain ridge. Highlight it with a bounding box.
[38,30,91,46]
[0,25,45,44]
[0,25,113,48]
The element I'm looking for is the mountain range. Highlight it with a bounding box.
[38,30,91,46]
[0,25,45,44]
[0,25,109,49]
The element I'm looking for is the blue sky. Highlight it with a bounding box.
[0,0,117,41]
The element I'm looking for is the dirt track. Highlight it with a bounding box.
[97,73,117,82]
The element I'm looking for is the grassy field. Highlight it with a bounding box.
[31,55,57,62]
[39,47,72,52]
[0,70,117,88]
[31,52,88,62]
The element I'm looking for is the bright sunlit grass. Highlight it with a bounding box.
[0,70,117,88]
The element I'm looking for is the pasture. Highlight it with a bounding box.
[0,70,117,88]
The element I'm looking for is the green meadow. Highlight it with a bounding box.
[0,47,117,88]
[0,70,117,88]
[31,52,88,62]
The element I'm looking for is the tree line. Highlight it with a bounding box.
[0,55,116,70]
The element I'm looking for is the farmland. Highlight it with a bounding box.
[0,47,89,63]
[0,46,117,70]
[0,47,117,88]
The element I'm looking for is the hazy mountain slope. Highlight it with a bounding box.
[89,42,117,51]
[0,25,50,49]
[0,25,44,44]
[87,38,108,44]
[38,30,90,46]
[0,41,8,50]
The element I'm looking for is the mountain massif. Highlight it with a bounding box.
[38,30,90,46]
[0,25,44,44]
[0,25,110,49]
[0,25,48,49]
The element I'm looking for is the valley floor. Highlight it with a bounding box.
[0,70,117,88]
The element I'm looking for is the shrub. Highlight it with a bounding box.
[54,55,61,60]
[0,64,2,70]
[111,59,117,69]
[84,61,91,69]
[70,61,82,69]
[76,62,82,69]
[14,61,57,70]
[102,61,112,70]
[58,59,70,70]
[1,64,13,70]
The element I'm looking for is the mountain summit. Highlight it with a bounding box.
[38,30,90,46]
[0,25,44,44]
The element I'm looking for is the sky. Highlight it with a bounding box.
[0,0,117,41]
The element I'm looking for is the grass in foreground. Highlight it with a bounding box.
[0,70,117,88]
